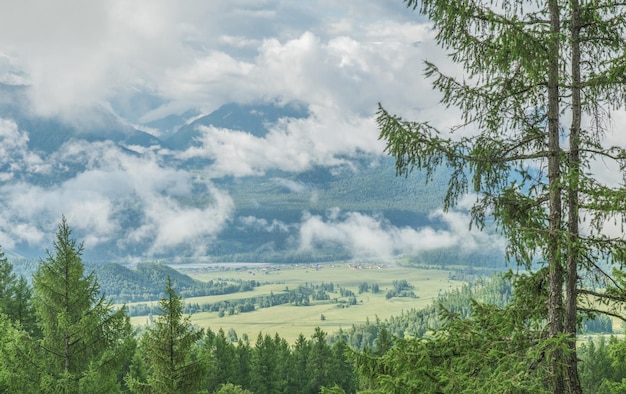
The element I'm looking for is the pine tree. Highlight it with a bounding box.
[376,1,626,392]
[330,340,358,394]
[32,216,134,393]
[126,276,207,394]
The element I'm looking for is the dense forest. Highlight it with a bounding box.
[0,218,624,393]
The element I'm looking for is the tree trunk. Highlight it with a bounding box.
[547,1,565,392]
[565,0,582,392]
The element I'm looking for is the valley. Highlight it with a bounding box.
[127,262,465,342]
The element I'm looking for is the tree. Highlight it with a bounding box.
[376,1,626,392]
[213,383,253,394]
[205,328,238,392]
[32,216,134,393]
[250,332,282,394]
[126,276,207,394]
[306,327,334,393]
[289,333,311,393]
[0,249,17,313]
[233,338,253,390]
[352,277,550,393]
[570,334,626,392]
[0,248,36,333]
[329,339,358,394]
[0,312,38,392]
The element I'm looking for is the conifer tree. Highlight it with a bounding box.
[330,340,358,394]
[0,248,36,333]
[233,338,252,390]
[0,250,17,312]
[32,216,134,393]
[289,333,310,393]
[250,332,281,394]
[375,1,626,392]
[126,276,207,394]
[306,327,333,394]
[205,328,238,392]
[0,313,36,392]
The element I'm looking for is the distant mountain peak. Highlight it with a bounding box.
[167,101,309,150]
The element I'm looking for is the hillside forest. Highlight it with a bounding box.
[0,217,625,393]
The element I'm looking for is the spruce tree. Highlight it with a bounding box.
[289,333,310,393]
[233,338,252,390]
[126,276,207,394]
[205,328,238,392]
[0,249,17,312]
[250,332,281,394]
[375,1,626,392]
[306,327,333,394]
[32,216,134,393]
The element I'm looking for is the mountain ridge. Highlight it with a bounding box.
[0,95,503,266]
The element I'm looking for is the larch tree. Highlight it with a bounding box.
[0,248,36,333]
[374,1,626,393]
[32,216,134,393]
[126,276,207,394]
[0,249,17,313]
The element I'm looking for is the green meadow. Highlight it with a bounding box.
[130,263,463,342]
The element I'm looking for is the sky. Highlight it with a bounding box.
[0,1,620,262]
[0,1,440,120]
[0,0,470,261]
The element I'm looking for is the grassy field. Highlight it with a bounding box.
[130,263,464,343]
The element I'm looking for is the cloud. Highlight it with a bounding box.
[125,185,233,256]
[0,1,556,264]
[162,28,437,118]
[179,111,384,176]
[271,178,310,193]
[0,119,49,180]
[0,1,440,123]
[298,204,504,260]
[237,216,290,233]
[0,139,233,257]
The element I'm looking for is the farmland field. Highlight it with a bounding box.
[130,262,464,343]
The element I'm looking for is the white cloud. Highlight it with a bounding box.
[0,1,558,263]
[0,1,440,123]
[271,178,310,193]
[0,139,233,256]
[298,203,504,260]
[237,216,290,233]
[179,111,383,176]
[0,119,49,180]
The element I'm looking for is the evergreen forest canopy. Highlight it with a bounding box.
[0,217,625,393]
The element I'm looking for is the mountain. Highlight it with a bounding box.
[0,92,504,267]
[167,101,309,149]
[0,82,166,154]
